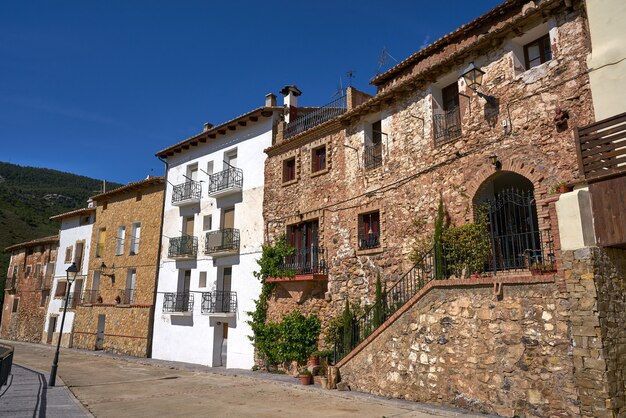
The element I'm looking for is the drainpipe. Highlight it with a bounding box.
[148,155,168,358]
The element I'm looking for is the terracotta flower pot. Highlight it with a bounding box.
[308,355,319,366]
[299,375,312,385]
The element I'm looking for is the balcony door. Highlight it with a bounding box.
[222,208,234,230]
[286,220,319,273]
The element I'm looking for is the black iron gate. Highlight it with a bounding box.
[483,188,541,273]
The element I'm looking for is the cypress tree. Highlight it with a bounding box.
[373,273,384,328]
[342,299,353,355]
[434,194,445,280]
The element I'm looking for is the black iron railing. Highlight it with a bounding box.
[358,232,380,250]
[433,107,462,145]
[281,246,327,275]
[80,289,100,305]
[5,277,16,291]
[364,143,382,170]
[334,229,556,362]
[162,292,194,313]
[201,291,237,314]
[168,235,198,258]
[60,294,77,309]
[208,167,243,194]
[285,94,347,139]
[205,228,240,254]
[172,181,201,204]
[0,343,13,387]
[119,288,134,305]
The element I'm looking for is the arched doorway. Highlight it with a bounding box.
[473,172,544,273]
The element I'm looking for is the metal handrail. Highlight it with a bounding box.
[433,107,462,145]
[201,291,237,314]
[172,181,201,204]
[205,228,240,254]
[285,94,347,139]
[364,143,382,170]
[208,167,243,194]
[162,292,194,313]
[168,235,198,258]
[80,289,100,305]
[280,246,327,275]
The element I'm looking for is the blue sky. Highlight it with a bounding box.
[1,0,502,184]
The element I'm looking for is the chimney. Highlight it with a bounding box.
[279,85,302,123]
[265,93,277,107]
[203,122,213,132]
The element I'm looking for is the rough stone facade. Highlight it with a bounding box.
[72,178,164,357]
[563,246,626,417]
[263,0,593,339]
[338,279,577,417]
[1,237,57,342]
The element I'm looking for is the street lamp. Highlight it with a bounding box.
[460,62,497,107]
[49,262,78,386]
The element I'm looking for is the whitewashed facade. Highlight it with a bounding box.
[43,207,95,347]
[152,103,280,369]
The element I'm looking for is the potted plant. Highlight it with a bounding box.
[298,368,312,385]
[550,181,572,194]
[318,363,328,389]
[308,353,320,366]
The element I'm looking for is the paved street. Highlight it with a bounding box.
[0,340,486,418]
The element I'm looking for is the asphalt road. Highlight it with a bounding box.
[2,339,485,418]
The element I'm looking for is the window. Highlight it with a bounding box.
[12,298,19,313]
[25,265,31,278]
[524,34,552,69]
[74,242,84,270]
[199,271,207,288]
[125,269,136,304]
[79,215,91,226]
[203,215,212,231]
[35,263,41,277]
[12,266,17,278]
[40,290,49,307]
[312,145,327,173]
[364,121,383,170]
[432,82,462,145]
[358,211,381,250]
[130,223,141,255]
[207,161,214,175]
[116,225,126,255]
[187,163,198,182]
[96,228,106,258]
[55,281,67,298]
[283,157,296,183]
[65,246,73,263]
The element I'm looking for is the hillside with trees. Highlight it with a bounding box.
[0,162,122,309]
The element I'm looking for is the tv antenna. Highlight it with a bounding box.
[332,75,344,98]
[376,47,398,75]
[346,70,355,87]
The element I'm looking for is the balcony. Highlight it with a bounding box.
[172,181,201,206]
[118,288,134,305]
[168,235,198,260]
[205,228,240,257]
[162,292,193,315]
[207,167,243,198]
[201,291,237,316]
[433,107,462,146]
[35,274,53,291]
[285,94,347,139]
[5,277,16,292]
[358,232,380,250]
[59,294,77,310]
[364,143,382,170]
[80,289,101,305]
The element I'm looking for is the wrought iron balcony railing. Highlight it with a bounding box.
[281,246,327,275]
[433,107,462,145]
[358,232,380,250]
[118,288,134,305]
[205,228,240,255]
[201,291,237,314]
[162,292,194,314]
[364,143,382,170]
[168,235,198,259]
[208,167,243,196]
[5,277,16,291]
[285,94,347,139]
[60,294,77,310]
[172,181,202,205]
[80,289,100,305]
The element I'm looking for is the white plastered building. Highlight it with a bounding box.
[43,206,95,347]
[151,96,282,369]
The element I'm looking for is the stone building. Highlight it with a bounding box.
[71,177,164,357]
[261,0,608,415]
[1,236,58,342]
[151,100,283,369]
[43,206,96,347]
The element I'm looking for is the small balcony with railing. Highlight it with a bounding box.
[162,292,193,315]
[117,288,135,305]
[171,181,202,206]
[168,235,198,260]
[59,294,77,310]
[5,276,17,292]
[433,107,462,146]
[285,94,347,139]
[205,228,240,257]
[358,231,380,251]
[80,289,101,305]
[207,167,243,198]
[364,143,382,170]
[266,246,328,283]
[201,291,237,317]
[35,273,53,291]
